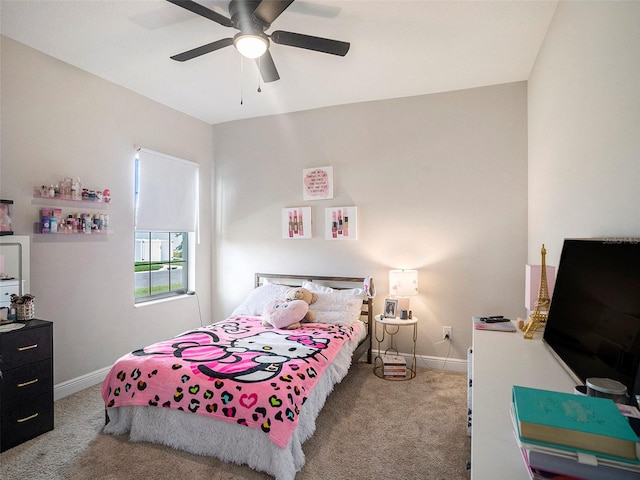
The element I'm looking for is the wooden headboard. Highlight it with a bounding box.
[255,273,373,364]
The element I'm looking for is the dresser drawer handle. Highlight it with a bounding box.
[17,413,39,423]
[17,378,39,388]
[17,344,38,351]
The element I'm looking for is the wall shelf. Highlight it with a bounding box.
[32,231,113,242]
[32,196,110,210]
[32,194,111,238]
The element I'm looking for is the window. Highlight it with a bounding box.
[134,148,198,303]
[135,232,188,300]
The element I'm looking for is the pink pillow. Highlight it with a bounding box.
[262,300,308,329]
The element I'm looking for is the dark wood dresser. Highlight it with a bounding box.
[0,319,54,451]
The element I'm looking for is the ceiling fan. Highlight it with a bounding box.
[166,0,350,83]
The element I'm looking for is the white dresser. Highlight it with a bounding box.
[470,323,576,479]
[0,279,21,309]
[0,235,31,310]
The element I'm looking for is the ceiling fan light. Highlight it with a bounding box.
[234,34,268,59]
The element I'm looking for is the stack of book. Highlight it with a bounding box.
[472,315,517,332]
[381,354,406,379]
[511,385,640,479]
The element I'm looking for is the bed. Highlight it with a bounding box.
[101,273,373,480]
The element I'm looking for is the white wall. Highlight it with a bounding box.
[212,82,529,362]
[3,0,637,396]
[1,37,531,385]
[0,36,214,389]
[528,1,640,266]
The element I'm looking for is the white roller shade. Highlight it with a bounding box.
[135,148,199,232]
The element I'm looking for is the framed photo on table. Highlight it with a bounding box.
[384,299,398,318]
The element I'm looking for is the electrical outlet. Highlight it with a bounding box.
[443,326,452,340]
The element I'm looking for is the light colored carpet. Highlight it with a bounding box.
[0,364,471,479]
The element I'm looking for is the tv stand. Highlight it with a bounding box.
[470,323,576,479]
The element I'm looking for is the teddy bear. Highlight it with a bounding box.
[285,287,318,322]
[261,299,308,330]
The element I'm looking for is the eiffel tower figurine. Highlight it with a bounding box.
[524,244,551,339]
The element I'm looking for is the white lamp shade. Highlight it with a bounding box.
[525,264,556,311]
[234,34,268,59]
[389,269,419,297]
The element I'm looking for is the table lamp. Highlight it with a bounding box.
[389,269,418,316]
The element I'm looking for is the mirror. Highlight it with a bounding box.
[0,235,31,294]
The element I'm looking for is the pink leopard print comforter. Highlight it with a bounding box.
[101,316,360,448]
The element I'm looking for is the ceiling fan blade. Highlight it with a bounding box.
[270,30,350,56]
[253,0,295,26]
[170,38,234,61]
[255,50,280,82]
[287,1,341,19]
[166,0,234,28]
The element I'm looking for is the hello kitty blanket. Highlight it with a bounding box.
[101,316,360,449]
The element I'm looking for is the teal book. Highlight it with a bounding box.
[512,385,640,462]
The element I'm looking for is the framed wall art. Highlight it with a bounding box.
[282,207,311,239]
[324,206,356,240]
[303,166,333,201]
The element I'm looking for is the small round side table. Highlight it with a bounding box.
[373,314,417,380]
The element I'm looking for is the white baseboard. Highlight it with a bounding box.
[416,354,467,373]
[374,348,467,373]
[54,366,111,401]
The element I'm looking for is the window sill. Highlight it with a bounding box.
[134,293,193,308]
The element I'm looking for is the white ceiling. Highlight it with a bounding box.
[0,0,558,125]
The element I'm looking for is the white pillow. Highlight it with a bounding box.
[302,281,364,296]
[231,280,289,316]
[302,282,365,325]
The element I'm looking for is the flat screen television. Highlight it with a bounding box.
[543,238,640,401]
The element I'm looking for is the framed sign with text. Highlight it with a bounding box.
[303,166,333,201]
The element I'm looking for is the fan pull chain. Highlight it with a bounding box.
[257,57,262,93]
[240,56,244,105]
